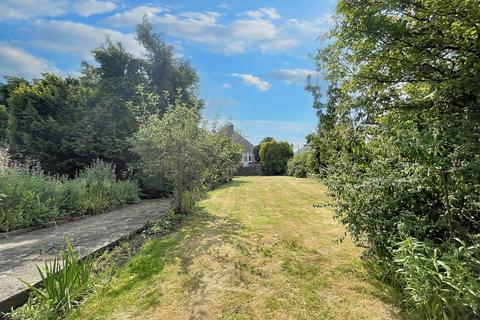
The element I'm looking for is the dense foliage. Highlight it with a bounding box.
[309,0,480,318]
[0,19,200,179]
[0,150,139,232]
[287,151,310,178]
[256,138,293,175]
[252,137,273,163]
[132,96,242,213]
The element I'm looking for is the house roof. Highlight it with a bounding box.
[220,124,254,152]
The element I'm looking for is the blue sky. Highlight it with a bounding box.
[0,0,335,147]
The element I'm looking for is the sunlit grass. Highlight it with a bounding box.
[69,176,402,320]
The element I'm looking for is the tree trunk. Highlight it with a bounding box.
[175,188,183,214]
[441,167,453,239]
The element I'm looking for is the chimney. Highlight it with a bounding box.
[225,123,234,136]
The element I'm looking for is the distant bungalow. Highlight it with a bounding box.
[220,123,256,168]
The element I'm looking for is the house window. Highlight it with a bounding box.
[249,155,252,162]
[244,155,247,161]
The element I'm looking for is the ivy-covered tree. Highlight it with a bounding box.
[319,0,480,252]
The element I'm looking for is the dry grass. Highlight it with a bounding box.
[69,176,402,320]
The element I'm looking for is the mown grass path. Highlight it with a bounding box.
[71,176,401,319]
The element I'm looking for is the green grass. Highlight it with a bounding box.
[69,176,402,320]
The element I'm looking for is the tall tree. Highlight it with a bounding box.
[7,74,87,174]
[136,18,202,113]
[319,0,480,250]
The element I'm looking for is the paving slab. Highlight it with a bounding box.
[0,199,170,312]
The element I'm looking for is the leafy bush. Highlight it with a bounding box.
[203,132,243,188]
[287,151,311,178]
[258,139,293,175]
[0,152,139,232]
[11,238,94,319]
[394,238,480,319]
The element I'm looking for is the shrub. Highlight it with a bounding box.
[287,151,311,178]
[0,152,139,232]
[0,161,61,230]
[259,139,293,175]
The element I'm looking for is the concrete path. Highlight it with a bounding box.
[0,199,170,312]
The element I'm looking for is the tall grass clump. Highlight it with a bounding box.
[393,237,480,319]
[0,150,139,232]
[10,238,94,319]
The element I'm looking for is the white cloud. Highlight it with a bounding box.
[0,0,117,20]
[230,18,277,41]
[103,7,296,55]
[268,68,319,85]
[0,44,57,80]
[103,6,166,26]
[222,83,231,89]
[241,7,280,20]
[242,10,263,20]
[156,14,294,54]
[73,0,116,17]
[30,20,143,59]
[0,0,69,20]
[260,8,280,20]
[259,37,299,53]
[286,15,334,34]
[229,73,270,91]
[178,11,220,24]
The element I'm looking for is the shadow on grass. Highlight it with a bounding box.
[213,178,249,191]
[105,205,246,306]
[360,259,409,319]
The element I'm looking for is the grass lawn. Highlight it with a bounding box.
[69,176,402,319]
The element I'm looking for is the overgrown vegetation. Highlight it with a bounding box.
[0,150,139,232]
[287,150,310,178]
[307,0,480,318]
